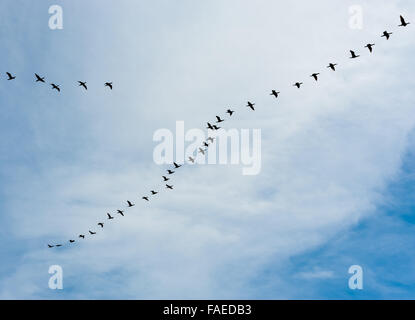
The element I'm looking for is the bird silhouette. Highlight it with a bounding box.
[173,162,182,169]
[270,90,280,98]
[51,83,60,92]
[188,156,195,163]
[35,73,45,83]
[98,223,104,228]
[226,109,234,116]
[310,73,320,81]
[151,190,158,195]
[247,101,255,111]
[199,148,206,155]
[167,169,175,175]
[327,63,338,71]
[107,213,114,220]
[216,116,224,123]
[127,200,135,207]
[79,235,85,239]
[142,196,149,201]
[105,82,113,90]
[69,240,75,243]
[212,125,221,130]
[203,142,209,148]
[207,122,214,130]
[381,31,392,40]
[89,231,96,235]
[349,50,360,59]
[48,244,54,248]
[56,244,62,247]
[294,82,303,88]
[162,176,170,181]
[365,43,375,53]
[399,15,410,27]
[6,72,16,80]
[207,137,215,143]
[117,210,124,215]
[78,81,87,90]
[166,184,174,190]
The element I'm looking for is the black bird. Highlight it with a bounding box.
[79,235,85,239]
[166,184,174,190]
[226,109,234,116]
[212,125,221,130]
[6,72,16,80]
[327,63,337,71]
[117,210,124,215]
[167,169,175,175]
[151,190,158,195]
[89,231,96,235]
[55,244,62,247]
[173,162,182,169]
[35,73,45,83]
[310,73,320,81]
[98,223,104,228]
[107,213,114,220]
[78,81,87,90]
[142,196,149,201]
[207,137,215,143]
[188,156,195,163]
[199,148,205,155]
[207,122,214,130]
[48,244,54,248]
[105,82,113,90]
[162,176,170,181]
[381,31,392,40]
[69,240,75,243]
[216,116,224,123]
[270,90,280,98]
[399,15,410,27]
[365,43,375,53]
[349,50,360,59]
[127,200,135,207]
[247,101,255,111]
[293,82,303,89]
[51,83,60,92]
[203,142,209,147]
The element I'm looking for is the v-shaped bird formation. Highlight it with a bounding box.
[44,15,411,249]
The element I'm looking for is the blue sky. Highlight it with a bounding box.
[1,0,415,299]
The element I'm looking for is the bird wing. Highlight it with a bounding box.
[400,15,405,24]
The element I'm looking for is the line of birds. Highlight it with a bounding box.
[3,71,113,92]
[47,14,410,248]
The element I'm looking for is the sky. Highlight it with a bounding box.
[0,0,415,299]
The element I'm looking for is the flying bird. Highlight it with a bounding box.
[188,156,195,163]
[212,125,221,130]
[98,223,104,228]
[203,142,209,147]
[127,200,135,207]
[48,244,54,248]
[107,213,114,220]
[349,50,360,59]
[293,82,303,88]
[173,162,182,169]
[207,137,215,143]
[117,210,124,215]
[310,73,320,81]
[89,231,96,235]
[207,122,214,130]
[399,15,410,27]
[162,176,170,181]
[247,101,255,111]
[78,81,87,90]
[55,244,62,247]
[35,73,45,83]
[381,31,392,40]
[151,190,158,195]
[199,148,205,155]
[105,82,113,90]
[79,235,85,239]
[51,83,60,92]
[167,169,175,175]
[142,196,149,201]
[69,240,75,243]
[166,184,174,190]
[226,109,234,116]
[6,72,16,80]
[327,63,337,71]
[216,116,224,123]
[365,43,375,53]
[270,90,280,98]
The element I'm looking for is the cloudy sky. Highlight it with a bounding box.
[0,0,415,299]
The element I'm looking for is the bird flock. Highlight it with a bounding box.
[46,15,410,248]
